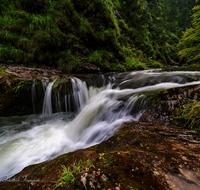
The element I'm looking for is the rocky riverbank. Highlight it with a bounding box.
[0,63,62,80]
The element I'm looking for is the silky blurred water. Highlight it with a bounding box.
[1,69,200,180]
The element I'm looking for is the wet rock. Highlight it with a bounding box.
[100,174,108,182]
[89,171,96,183]
[178,134,193,141]
[189,140,200,144]
[114,10,122,19]
[127,185,134,190]
[97,169,101,176]
[5,78,11,87]
[140,84,200,127]
[4,65,61,81]
[80,174,87,190]
[153,160,161,166]
[164,169,200,190]
[89,181,95,189]
[153,170,160,176]
[181,156,188,161]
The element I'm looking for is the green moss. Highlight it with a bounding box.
[53,78,71,90]
[0,68,8,76]
[172,101,200,130]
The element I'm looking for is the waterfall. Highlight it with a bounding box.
[2,69,200,180]
[42,82,55,118]
[65,95,68,113]
[32,80,36,114]
[38,77,106,116]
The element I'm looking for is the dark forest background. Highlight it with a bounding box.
[0,0,199,73]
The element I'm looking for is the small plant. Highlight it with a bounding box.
[150,80,155,84]
[53,165,74,189]
[116,64,126,71]
[86,159,92,168]
[73,159,85,173]
[13,81,32,92]
[99,153,105,160]
[54,158,92,189]
[187,150,196,154]
[147,60,162,68]
[172,101,200,130]
[0,68,8,76]
[140,143,144,148]
[99,152,115,165]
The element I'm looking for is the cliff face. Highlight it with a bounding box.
[0,0,175,73]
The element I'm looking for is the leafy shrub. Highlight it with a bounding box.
[125,57,147,70]
[147,60,162,68]
[54,158,92,189]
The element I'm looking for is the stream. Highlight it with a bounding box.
[1,68,200,180]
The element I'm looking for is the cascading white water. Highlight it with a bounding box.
[55,90,62,113]
[68,77,106,112]
[32,80,36,114]
[42,82,55,118]
[2,69,200,180]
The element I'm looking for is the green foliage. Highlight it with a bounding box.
[124,58,147,70]
[53,165,75,189]
[0,0,196,71]
[0,68,8,76]
[86,159,92,168]
[99,153,105,160]
[89,51,102,65]
[6,80,32,93]
[172,101,200,130]
[177,5,200,64]
[147,60,162,68]
[99,152,115,165]
[54,158,92,189]
[148,0,197,39]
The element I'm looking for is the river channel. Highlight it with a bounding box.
[1,67,200,180]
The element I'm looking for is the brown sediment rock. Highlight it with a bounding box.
[4,66,62,81]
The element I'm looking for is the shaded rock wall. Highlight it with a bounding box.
[140,84,200,126]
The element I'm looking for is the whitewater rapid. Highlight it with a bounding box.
[1,69,200,180]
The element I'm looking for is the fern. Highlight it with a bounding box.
[177,5,200,64]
